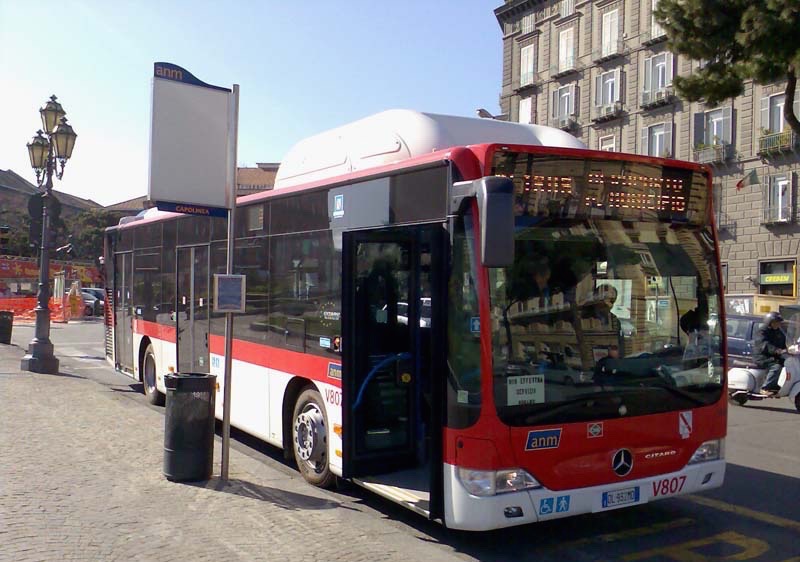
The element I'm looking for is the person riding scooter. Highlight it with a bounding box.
[754,311,787,394]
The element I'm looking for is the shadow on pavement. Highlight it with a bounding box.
[187,477,341,511]
[736,403,799,414]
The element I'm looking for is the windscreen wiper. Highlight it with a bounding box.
[648,382,709,406]
[521,390,634,425]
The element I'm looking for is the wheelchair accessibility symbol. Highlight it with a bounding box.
[539,495,570,515]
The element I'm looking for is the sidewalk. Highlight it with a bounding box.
[0,338,464,562]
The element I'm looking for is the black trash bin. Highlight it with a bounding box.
[163,373,217,482]
[0,311,13,345]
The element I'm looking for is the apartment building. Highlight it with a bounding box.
[494,0,800,312]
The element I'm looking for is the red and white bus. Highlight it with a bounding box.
[104,110,727,531]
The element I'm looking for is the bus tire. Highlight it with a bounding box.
[292,388,335,488]
[142,344,165,406]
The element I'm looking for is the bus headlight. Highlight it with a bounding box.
[457,467,541,497]
[688,439,724,464]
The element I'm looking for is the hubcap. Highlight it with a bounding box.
[295,403,326,467]
[144,355,156,392]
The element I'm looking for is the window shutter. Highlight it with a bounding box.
[595,75,602,106]
[722,106,732,144]
[614,68,622,102]
[764,175,773,217]
[644,57,653,93]
[693,113,705,148]
[569,84,576,115]
[641,127,649,155]
[760,96,769,132]
[664,122,673,156]
[666,53,674,86]
[552,89,559,118]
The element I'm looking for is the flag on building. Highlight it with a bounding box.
[736,169,759,191]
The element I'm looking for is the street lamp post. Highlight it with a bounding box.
[20,95,77,374]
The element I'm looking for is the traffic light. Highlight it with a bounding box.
[27,193,62,249]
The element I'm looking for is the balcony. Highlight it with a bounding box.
[641,87,675,109]
[515,72,539,93]
[758,130,799,155]
[762,205,793,224]
[692,143,734,164]
[551,57,578,78]
[592,101,624,123]
[550,115,577,131]
[641,27,667,46]
[592,40,625,63]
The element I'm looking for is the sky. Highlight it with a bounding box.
[1,0,503,207]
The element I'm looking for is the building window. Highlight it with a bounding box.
[521,13,535,35]
[520,44,535,86]
[561,0,575,19]
[758,93,799,153]
[720,263,728,294]
[759,260,796,297]
[551,84,576,123]
[599,134,616,152]
[760,94,786,134]
[763,172,793,223]
[641,122,672,157]
[558,27,575,73]
[651,0,665,38]
[601,9,620,57]
[518,96,532,125]
[693,107,733,162]
[595,69,621,107]
[644,53,672,95]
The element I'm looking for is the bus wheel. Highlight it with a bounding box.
[292,388,335,488]
[142,344,165,406]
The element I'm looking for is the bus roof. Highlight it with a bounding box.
[273,109,586,189]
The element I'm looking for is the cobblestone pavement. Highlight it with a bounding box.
[0,334,467,562]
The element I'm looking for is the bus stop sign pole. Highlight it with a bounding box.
[221,84,240,482]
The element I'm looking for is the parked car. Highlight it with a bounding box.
[81,289,104,316]
[726,314,762,366]
[82,287,105,302]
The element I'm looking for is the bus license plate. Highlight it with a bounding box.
[602,486,640,509]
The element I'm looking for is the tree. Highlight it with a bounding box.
[65,209,119,262]
[0,209,35,257]
[655,0,800,136]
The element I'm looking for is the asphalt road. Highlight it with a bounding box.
[12,320,800,561]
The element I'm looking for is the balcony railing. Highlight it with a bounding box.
[758,130,798,155]
[592,101,624,123]
[550,115,577,130]
[641,87,674,108]
[551,57,577,77]
[593,40,624,62]
[642,26,667,45]
[692,143,734,164]
[762,205,793,224]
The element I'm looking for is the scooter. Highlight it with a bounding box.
[728,345,800,411]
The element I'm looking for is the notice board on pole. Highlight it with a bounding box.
[148,62,234,216]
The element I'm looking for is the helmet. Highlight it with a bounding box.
[764,311,783,325]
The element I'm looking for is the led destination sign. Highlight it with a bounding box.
[491,152,708,224]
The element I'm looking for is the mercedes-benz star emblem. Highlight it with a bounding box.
[612,449,633,477]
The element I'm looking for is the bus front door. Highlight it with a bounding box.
[343,226,446,518]
[114,252,134,373]
[177,245,210,375]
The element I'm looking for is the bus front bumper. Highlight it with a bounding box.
[443,460,725,531]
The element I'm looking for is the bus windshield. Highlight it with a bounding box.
[488,218,723,426]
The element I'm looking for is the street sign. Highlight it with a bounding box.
[148,62,235,215]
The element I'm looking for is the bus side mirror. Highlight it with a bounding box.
[476,176,514,267]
